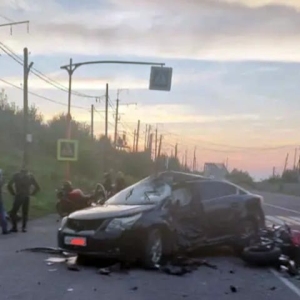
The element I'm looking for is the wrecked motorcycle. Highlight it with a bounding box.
[56,183,107,217]
[242,224,300,269]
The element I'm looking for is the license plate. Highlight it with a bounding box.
[64,236,87,247]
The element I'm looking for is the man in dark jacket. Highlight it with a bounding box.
[103,173,113,196]
[0,169,9,234]
[114,171,126,194]
[7,168,40,232]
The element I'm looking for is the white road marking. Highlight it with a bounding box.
[291,217,300,223]
[271,269,300,298]
[264,203,300,215]
[278,216,300,226]
[266,215,300,226]
[266,216,285,225]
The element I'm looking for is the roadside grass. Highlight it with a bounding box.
[1,151,140,220]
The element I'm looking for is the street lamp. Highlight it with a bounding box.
[60,59,165,179]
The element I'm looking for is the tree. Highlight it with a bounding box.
[281,169,299,183]
[226,169,254,187]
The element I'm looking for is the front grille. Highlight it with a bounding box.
[66,219,105,231]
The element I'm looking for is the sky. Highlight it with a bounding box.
[1,0,300,179]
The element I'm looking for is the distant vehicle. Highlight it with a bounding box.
[57,171,265,268]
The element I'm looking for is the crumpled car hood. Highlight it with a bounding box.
[68,204,156,220]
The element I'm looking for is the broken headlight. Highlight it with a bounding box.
[105,213,142,232]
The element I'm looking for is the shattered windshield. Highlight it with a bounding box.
[106,176,171,205]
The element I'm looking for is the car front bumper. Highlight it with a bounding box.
[57,227,143,260]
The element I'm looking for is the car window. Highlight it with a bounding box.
[171,187,192,207]
[197,181,237,200]
[237,188,247,195]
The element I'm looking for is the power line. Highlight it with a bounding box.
[94,107,115,128]
[0,42,104,99]
[158,127,299,152]
[0,77,89,111]
[0,15,14,22]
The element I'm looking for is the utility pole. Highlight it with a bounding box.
[155,127,158,160]
[144,124,148,151]
[114,98,119,147]
[294,148,298,170]
[272,167,276,177]
[147,125,152,150]
[133,130,136,152]
[91,104,94,140]
[105,83,109,138]
[185,149,188,171]
[283,153,289,175]
[22,47,33,169]
[158,134,163,158]
[136,120,140,152]
[175,143,178,160]
[193,147,196,172]
[149,133,153,159]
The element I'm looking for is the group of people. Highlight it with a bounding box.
[103,171,126,197]
[0,168,40,235]
[0,168,127,235]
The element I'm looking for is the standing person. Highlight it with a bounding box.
[0,169,9,235]
[114,171,126,194]
[7,168,40,233]
[103,172,113,197]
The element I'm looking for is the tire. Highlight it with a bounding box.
[56,202,68,218]
[142,229,163,269]
[242,246,281,266]
[233,218,258,255]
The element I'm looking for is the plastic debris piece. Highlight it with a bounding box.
[97,268,111,275]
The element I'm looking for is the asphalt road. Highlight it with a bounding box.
[1,194,300,300]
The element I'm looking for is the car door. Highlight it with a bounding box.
[169,185,206,249]
[196,181,238,238]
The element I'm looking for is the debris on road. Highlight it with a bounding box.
[20,247,74,257]
[241,224,300,277]
[67,262,80,272]
[130,286,138,291]
[25,223,300,281]
[45,257,67,264]
[97,268,111,275]
[230,285,237,293]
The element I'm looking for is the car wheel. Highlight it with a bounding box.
[143,229,163,269]
[233,218,258,255]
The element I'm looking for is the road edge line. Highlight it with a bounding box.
[270,269,300,298]
[264,203,300,215]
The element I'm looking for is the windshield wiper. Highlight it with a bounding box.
[144,190,159,202]
[125,188,134,200]
[144,191,151,202]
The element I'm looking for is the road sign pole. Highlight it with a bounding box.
[65,59,74,181]
[60,59,169,176]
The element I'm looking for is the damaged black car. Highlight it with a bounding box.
[57,171,265,268]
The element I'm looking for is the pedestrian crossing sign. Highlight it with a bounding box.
[57,139,79,161]
[149,66,173,91]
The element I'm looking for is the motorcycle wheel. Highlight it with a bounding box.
[241,245,281,266]
[56,202,69,218]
